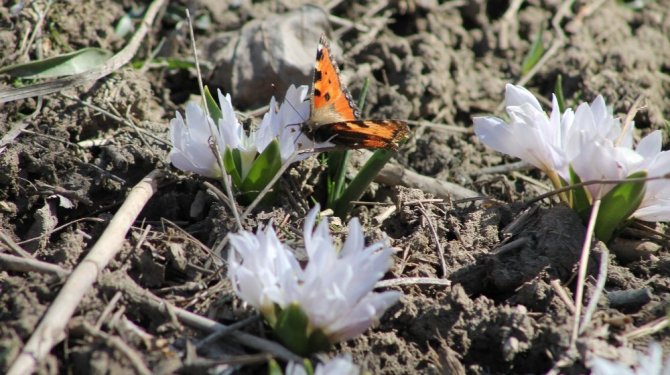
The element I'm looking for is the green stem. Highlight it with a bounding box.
[333,149,394,218]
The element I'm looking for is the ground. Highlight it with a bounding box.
[1,0,670,374]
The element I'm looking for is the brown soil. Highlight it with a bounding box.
[2,0,670,374]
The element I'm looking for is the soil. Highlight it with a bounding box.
[2,0,670,374]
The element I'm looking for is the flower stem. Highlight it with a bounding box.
[547,169,570,205]
[333,149,394,218]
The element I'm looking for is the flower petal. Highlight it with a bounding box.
[504,84,542,110]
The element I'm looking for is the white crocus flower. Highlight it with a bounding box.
[591,343,670,375]
[258,84,331,162]
[570,129,670,221]
[287,355,361,375]
[169,91,256,179]
[228,205,400,344]
[473,84,577,180]
[169,101,226,178]
[170,85,335,181]
[627,131,670,221]
[473,84,628,186]
[216,91,257,179]
[570,137,644,199]
[226,223,299,320]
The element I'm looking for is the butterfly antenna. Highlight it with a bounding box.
[284,91,309,121]
[277,88,312,147]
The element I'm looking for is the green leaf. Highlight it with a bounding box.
[306,328,332,357]
[131,57,196,70]
[301,359,315,375]
[617,0,648,10]
[239,139,282,203]
[356,77,371,112]
[595,171,647,242]
[521,25,546,76]
[223,148,242,187]
[267,359,283,375]
[554,74,566,113]
[333,149,395,218]
[203,86,223,124]
[326,150,349,208]
[273,304,311,356]
[569,165,592,219]
[273,303,332,356]
[0,48,112,78]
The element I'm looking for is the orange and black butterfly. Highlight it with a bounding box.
[301,35,409,151]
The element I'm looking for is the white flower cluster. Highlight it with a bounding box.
[227,205,400,344]
[286,355,361,375]
[169,85,323,179]
[591,343,670,375]
[474,84,670,221]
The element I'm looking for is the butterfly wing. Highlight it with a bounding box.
[310,35,360,125]
[306,36,410,151]
[312,120,410,150]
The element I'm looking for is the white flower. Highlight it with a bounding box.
[169,91,253,178]
[628,131,670,221]
[169,100,226,178]
[315,356,361,375]
[228,205,401,343]
[570,129,670,221]
[474,84,576,177]
[570,136,644,199]
[591,343,670,375]
[258,84,332,162]
[169,85,335,180]
[216,91,257,179]
[473,84,628,181]
[287,355,360,375]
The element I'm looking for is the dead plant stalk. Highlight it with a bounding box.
[7,170,163,375]
[570,198,601,347]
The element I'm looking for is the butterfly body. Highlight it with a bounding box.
[301,35,409,151]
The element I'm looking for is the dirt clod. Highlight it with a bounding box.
[2,1,669,374]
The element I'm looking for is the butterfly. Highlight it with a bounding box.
[300,35,409,151]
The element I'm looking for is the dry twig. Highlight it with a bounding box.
[348,150,479,200]
[196,315,261,350]
[98,271,302,362]
[0,122,30,155]
[498,0,524,50]
[470,161,531,177]
[570,198,601,348]
[0,252,68,278]
[73,320,152,375]
[376,277,451,288]
[624,316,669,341]
[0,230,35,258]
[7,169,163,375]
[416,203,447,278]
[550,279,576,314]
[95,292,123,329]
[579,243,609,334]
[17,0,53,58]
[184,9,243,230]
